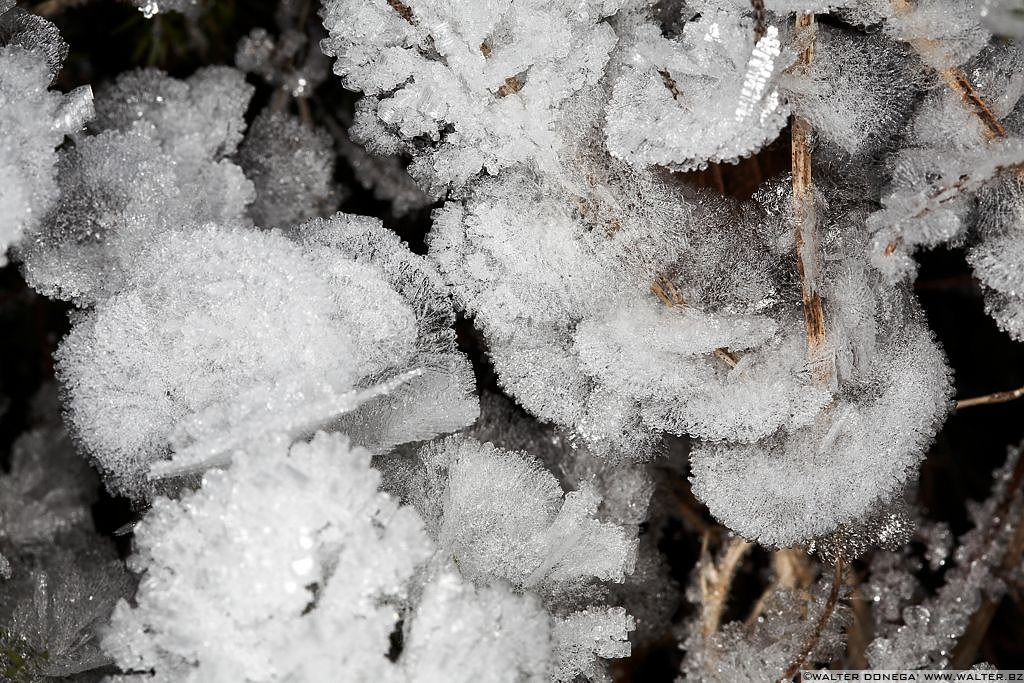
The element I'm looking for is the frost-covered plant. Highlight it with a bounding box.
[320,0,626,195]
[18,66,255,302]
[56,216,477,496]
[0,5,92,265]
[4,0,1024,680]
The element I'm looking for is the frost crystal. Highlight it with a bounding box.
[406,436,638,680]
[236,109,341,229]
[607,8,791,170]
[320,0,619,194]
[20,67,254,303]
[102,433,432,681]
[1,544,133,681]
[414,436,638,591]
[57,220,476,496]
[0,7,92,265]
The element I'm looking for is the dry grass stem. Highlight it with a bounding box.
[779,558,844,682]
[700,535,753,639]
[791,13,831,387]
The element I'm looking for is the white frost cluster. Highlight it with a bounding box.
[19,67,255,303]
[0,6,92,265]
[102,433,433,682]
[406,436,638,681]
[103,432,636,682]
[320,0,622,194]
[607,8,791,170]
[57,217,476,497]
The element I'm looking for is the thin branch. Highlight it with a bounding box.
[779,558,844,682]
[386,0,416,23]
[746,548,814,626]
[950,454,1024,668]
[955,385,1024,411]
[845,571,873,669]
[751,0,767,42]
[700,535,753,638]
[882,0,1022,255]
[791,13,831,387]
[890,0,1006,140]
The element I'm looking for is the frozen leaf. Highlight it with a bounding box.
[58,219,476,497]
[413,436,638,592]
[690,321,952,548]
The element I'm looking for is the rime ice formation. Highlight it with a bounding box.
[2,0,1024,680]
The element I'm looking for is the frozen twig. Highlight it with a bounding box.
[779,558,844,681]
[951,455,1024,668]
[791,13,831,387]
[890,0,1006,141]
[882,0,1023,255]
[750,0,766,42]
[700,535,753,638]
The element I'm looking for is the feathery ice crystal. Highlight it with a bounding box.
[1,0,1024,680]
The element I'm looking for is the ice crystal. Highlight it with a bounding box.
[320,0,620,194]
[0,7,92,265]
[57,220,476,496]
[607,8,791,170]
[19,67,254,302]
[102,433,432,681]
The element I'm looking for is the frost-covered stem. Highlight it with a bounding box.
[890,0,1007,140]
[951,456,1024,668]
[746,548,813,625]
[651,275,739,368]
[750,0,766,41]
[954,385,1024,411]
[791,13,830,387]
[699,535,752,638]
[779,558,843,682]
[952,502,1024,668]
[883,0,1021,256]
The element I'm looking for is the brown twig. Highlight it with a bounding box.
[751,0,766,42]
[890,0,1006,141]
[779,558,844,681]
[650,275,741,368]
[845,570,873,669]
[882,0,1023,256]
[495,73,527,98]
[954,386,1024,411]
[700,535,753,638]
[791,14,831,388]
[747,548,815,626]
[386,0,416,23]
